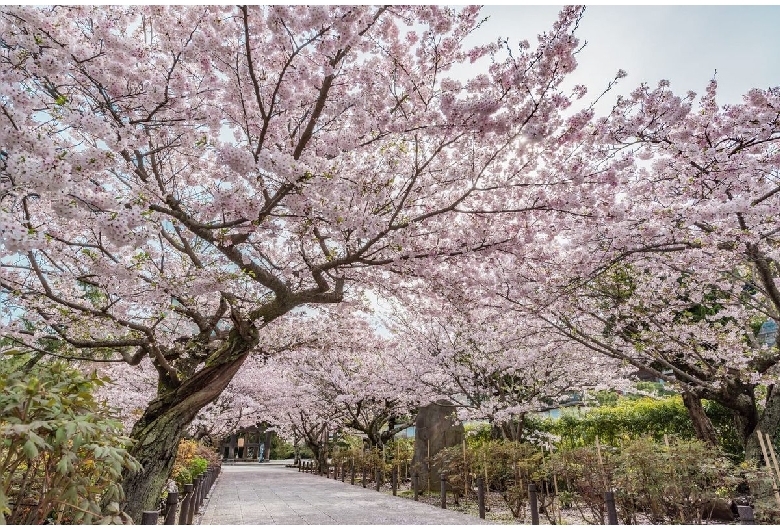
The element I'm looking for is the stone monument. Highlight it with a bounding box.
[411,399,464,493]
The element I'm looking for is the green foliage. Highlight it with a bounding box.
[189,457,208,478]
[545,445,616,524]
[270,434,294,459]
[438,439,545,519]
[529,394,743,461]
[613,437,739,524]
[0,362,140,524]
[170,439,218,490]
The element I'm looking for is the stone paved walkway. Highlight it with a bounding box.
[199,460,490,525]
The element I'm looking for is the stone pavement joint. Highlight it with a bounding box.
[199,460,490,525]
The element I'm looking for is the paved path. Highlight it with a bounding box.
[199,461,489,525]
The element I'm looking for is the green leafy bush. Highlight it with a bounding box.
[189,457,208,478]
[613,437,739,524]
[544,445,616,524]
[0,362,140,524]
[530,395,742,460]
[170,440,218,491]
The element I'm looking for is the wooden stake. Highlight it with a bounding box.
[463,439,468,498]
[763,431,780,509]
[756,429,780,508]
[765,432,780,481]
[664,433,670,449]
[595,435,608,490]
[427,439,431,493]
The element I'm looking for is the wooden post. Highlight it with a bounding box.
[192,476,202,514]
[141,511,158,525]
[186,480,197,524]
[427,439,431,492]
[463,439,468,498]
[298,461,302,472]
[440,474,447,509]
[164,492,178,525]
[605,491,618,525]
[341,462,345,482]
[178,484,193,525]
[375,469,382,492]
[362,464,367,488]
[351,459,356,485]
[595,435,608,491]
[392,466,398,496]
[413,471,419,501]
[756,429,780,507]
[477,477,485,519]
[198,473,207,507]
[765,431,780,490]
[528,483,539,525]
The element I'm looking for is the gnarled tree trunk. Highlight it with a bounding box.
[681,391,719,447]
[119,329,257,522]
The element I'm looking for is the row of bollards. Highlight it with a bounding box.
[141,465,222,525]
[298,461,760,525]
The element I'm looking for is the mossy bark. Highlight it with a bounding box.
[119,327,257,522]
[681,391,718,447]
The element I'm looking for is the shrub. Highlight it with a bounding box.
[170,440,218,491]
[544,445,617,524]
[0,362,140,524]
[530,395,742,460]
[613,437,739,524]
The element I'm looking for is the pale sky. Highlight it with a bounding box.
[454,5,780,109]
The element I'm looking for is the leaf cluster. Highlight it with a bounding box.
[0,362,140,524]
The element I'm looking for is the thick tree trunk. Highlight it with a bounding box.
[681,391,719,447]
[120,329,256,523]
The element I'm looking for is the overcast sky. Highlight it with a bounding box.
[452,5,780,109]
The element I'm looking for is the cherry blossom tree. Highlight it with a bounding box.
[387,288,626,441]
[500,81,780,460]
[0,5,598,517]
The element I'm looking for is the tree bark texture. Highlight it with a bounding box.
[681,391,719,447]
[120,330,257,522]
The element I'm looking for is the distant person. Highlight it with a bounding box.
[258,443,265,462]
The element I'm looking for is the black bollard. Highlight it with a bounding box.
[440,474,447,509]
[342,463,346,483]
[604,491,618,525]
[298,461,302,472]
[528,483,539,525]
[141,511,158,525]
[392,467,398,496]
[375,469,382,492]
[198,473,207,508]
[477,477,485,519]
[362,465,367,488]
[164,492,178,525]
[351,462,356,485]
[178,484,193,525]
[413,471,419,501]
[192,475,202,513]
[186,479,198,524]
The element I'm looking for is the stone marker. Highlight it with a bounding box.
[411,400,464,493]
